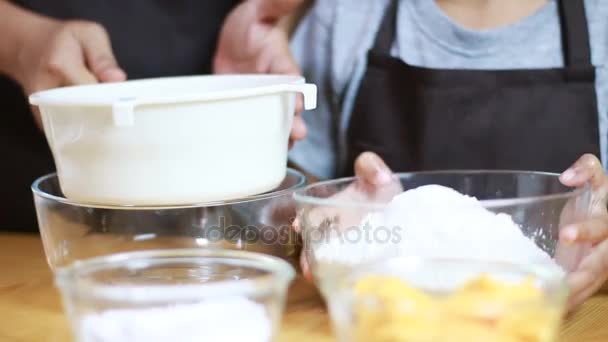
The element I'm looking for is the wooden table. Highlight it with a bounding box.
[1,233,608,342]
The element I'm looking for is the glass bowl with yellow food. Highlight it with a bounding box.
[293,171,590,296]
[326,257,568,342]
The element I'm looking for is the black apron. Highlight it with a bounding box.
[345,0,601,176]
[0,0,240,232]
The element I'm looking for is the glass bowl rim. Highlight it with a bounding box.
[55,248,296,301]
[293,170,585,210]
[32,168,307,210]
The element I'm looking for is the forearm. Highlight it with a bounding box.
[278,0,313,36]
[255,0,307,18]
[0,0,56,81]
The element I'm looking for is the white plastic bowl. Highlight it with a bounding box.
[30,75,317,206]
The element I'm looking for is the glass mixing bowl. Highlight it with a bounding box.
[33,169,306,271]
[293,171,591,290]
[326,257,567,342]
[55,248,295,342]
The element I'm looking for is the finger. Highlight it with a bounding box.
[567,269,594,301]
[293,216,301,233]
[567,268,608,311]
[57,63,97,85]
[269,53,301,76]
[97,68,127,82]
[567,240,608,309]
[568,287,597,312]
[265,37,301,75]
[354,152,393,186]
[561,218,608,245]
[290,115,307,142]
[76,23,126,82]
[48,58,97,85]
[300,251,313,281]
[295,95,304,115]
[46,40,97,85]
[580,239,608,278]
[560,154,606,189]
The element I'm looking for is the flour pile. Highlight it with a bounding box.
[77,296,271,342]
[314,185,563,279]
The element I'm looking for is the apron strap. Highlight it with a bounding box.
[558,0,593,67]
[371,0,398,54]
[372,0,593,68]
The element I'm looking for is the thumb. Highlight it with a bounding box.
[76,24,126,82]
[354,152,393,186]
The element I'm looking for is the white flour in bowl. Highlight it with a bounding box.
[76,296,271,342]
[313,185,563,277]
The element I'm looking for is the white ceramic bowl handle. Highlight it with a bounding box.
[112,98,137,127]
[282,83,318,110]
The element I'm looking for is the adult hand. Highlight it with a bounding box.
[15,19,126,127]
[295,152,401,280]
[558,154,608,310]
[214,0,307,148]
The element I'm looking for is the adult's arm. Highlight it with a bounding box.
[214,0,312,146]
[0,1,54,81]
[0,0,125,127]
[0,0,125,95]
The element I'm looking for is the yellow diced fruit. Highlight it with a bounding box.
[440,318,522,342]
[448,274,545,320]
[351,274,556,342]
[498,308,561,342]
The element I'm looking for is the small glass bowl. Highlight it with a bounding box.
[55,248,295,342]
[293,171,591,287]
[326,257,567,342]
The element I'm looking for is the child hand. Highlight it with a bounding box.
[295,152,401,280]
[559,154,608,310]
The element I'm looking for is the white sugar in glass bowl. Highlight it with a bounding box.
[55,249,295,342]
[30,75,317,206]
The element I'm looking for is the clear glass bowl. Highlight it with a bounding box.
[326,257,567,342]
[56,248,295,342]
[293,171,591,288]
[33,169,306,271]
